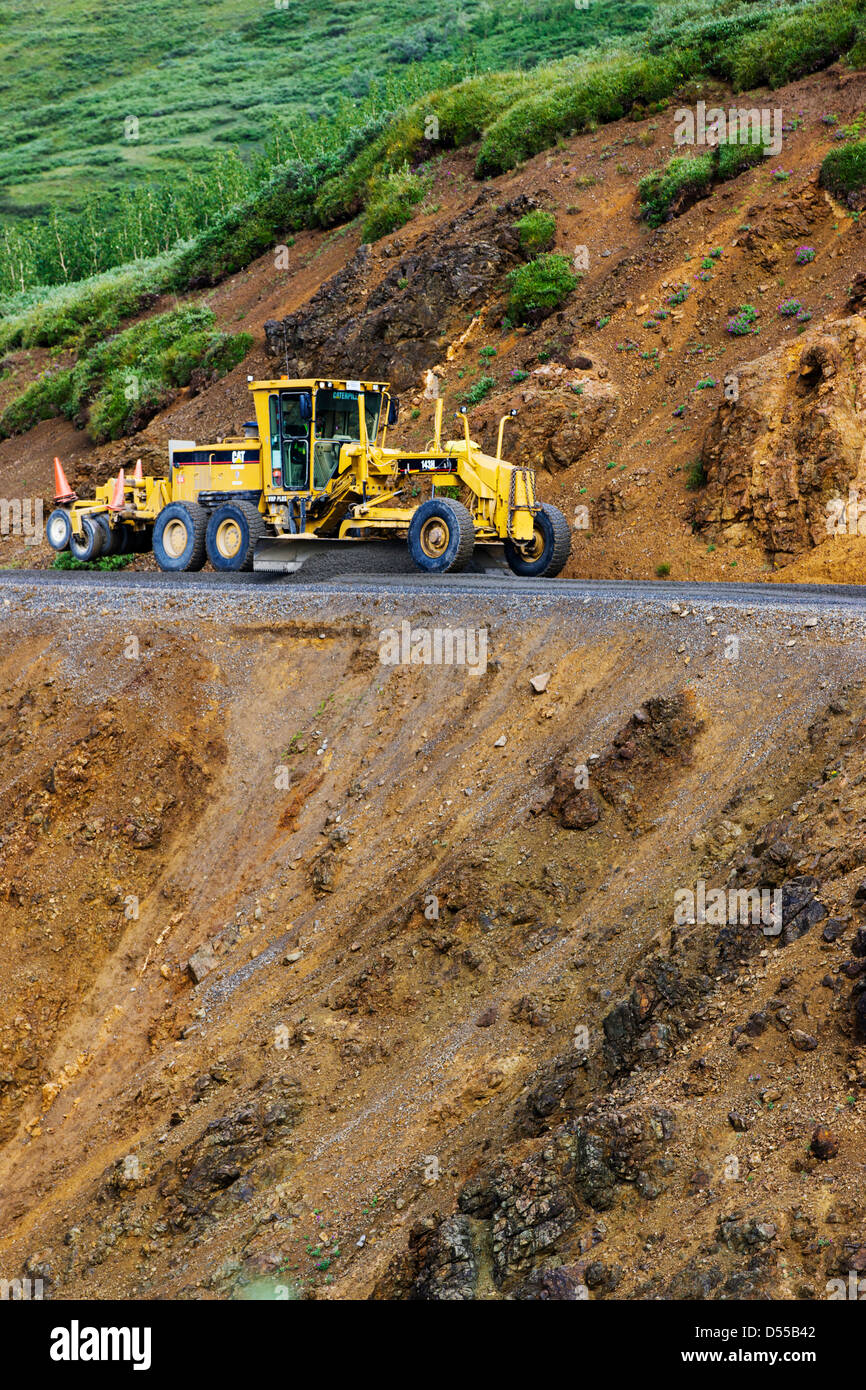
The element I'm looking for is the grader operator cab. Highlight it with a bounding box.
[46,377,571,578]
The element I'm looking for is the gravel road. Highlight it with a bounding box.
[4,566,866,615]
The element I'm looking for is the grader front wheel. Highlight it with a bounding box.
[504,502,571,578]
[408,498,475,573]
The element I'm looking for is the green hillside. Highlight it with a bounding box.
[0,0,652,218]
[1,0,864,317]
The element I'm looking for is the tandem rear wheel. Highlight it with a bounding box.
[93,514,133,557]
[68,514,104,563]
[153,502,207,572]
[205,502,268,572]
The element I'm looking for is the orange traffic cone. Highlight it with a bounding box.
[53,456,77,504]
[108,468,126,511]
[133,457,144,485]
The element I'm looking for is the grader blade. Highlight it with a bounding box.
[252,538,328,573]
[252,537,411,576]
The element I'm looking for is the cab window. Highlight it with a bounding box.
[313,388,361,489]
[365,392,382,442]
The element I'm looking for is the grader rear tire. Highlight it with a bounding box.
[69,514,104,563]
[153,502,207,572]
[94,514,122,556]
[205,501,267,572]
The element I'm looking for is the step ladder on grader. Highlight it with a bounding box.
[46,377,572,577]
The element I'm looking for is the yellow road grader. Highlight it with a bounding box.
[46,377,571,577]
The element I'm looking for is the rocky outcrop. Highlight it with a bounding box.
[264,193,541,391]
[375,1095,679,1299]
[692,315,866,560]
[738,180,832,272]
[468,363,620,473]
[547,692,704,832]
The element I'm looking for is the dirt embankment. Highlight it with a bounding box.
[2,583,866,1299]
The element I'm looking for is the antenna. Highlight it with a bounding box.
[282,323,290,379]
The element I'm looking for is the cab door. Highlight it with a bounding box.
[268,391,310,491]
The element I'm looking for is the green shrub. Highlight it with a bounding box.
[686,458,707,490]
[820,138,866,199]
[506,253,579,324]
[727,303,759,335]
[476,50,696,176]
[638,154,714,226]
[514,209,556,253]
[361,164,431,242]
[461,374,496,404]
[0,305,251,443]
[52,551,135,572]
[727,0,863,89]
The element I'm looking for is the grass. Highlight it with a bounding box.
[0,0,648,293]
[362,165,432,242]
[0,0,610,219]
[0,255,174,353]
[639,137,767,225]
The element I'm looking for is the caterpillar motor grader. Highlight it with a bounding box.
[46,377,571,577]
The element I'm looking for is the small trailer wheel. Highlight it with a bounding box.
[407,498,475,573]
[46,508,72,552]
[94,514,123,556]
[153,502,207,572]
[69,514,105,563]
[114,523,134,555]
[504,502,571,578]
